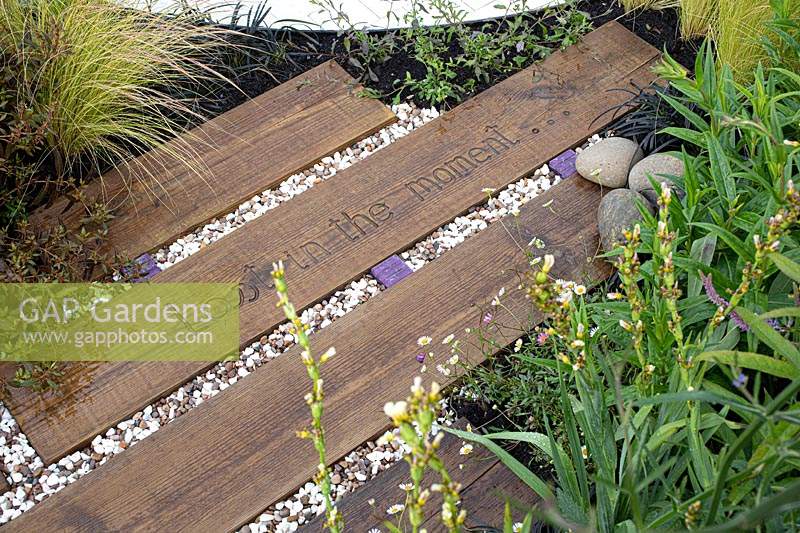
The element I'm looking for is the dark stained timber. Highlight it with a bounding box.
[30,60,396,260]
[7,22,658,467]
[9,176,609,532]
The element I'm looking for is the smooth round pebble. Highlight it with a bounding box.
[597,189,655,251]
[576,137,643,188]
[628,152,685,205]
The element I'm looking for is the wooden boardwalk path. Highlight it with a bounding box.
[6,22,659,468]
[305,420,541,530]
[30,60,395,260]
[9,176,608,531]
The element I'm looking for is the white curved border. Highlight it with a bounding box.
[129,0,562,30]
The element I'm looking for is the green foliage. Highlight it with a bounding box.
[0,361,63,398]
[626,0,800,79]
[618,0,680,12]
[0,0,237,223]
[459,13,800,531]
[384,379,466,532]
[459,339,569,442]
[678,0,717,39]
[315,0,591,107]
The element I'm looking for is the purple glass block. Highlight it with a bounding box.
[370,255,413,288]
[549,149,577,178]
[124,253,160,282]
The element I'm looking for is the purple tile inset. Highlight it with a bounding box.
[123,253,160,282]
[549,149,577,178]
[371,255,413,288]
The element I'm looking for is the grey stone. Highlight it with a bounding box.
[628,153,685,205]
[598,189,655,251]
[576,137,643,188]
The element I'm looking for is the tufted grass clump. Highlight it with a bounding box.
[711,0,800,79]
[678,0,717,38]
[618,0,679,12]
[0,0,235,192]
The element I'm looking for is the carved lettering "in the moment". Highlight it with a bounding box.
[240,125,521,305]
[405,126,519,201]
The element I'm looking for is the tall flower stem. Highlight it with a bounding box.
[271,262,342,533]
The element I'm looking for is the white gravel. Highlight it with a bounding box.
[154,103,439,269]
[0,97,604,526]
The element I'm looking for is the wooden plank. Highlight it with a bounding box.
[30,60,396,259]
[422,461,542,532]
[8,176,610,532]
[303,419,499,530]
[6,22,658,465]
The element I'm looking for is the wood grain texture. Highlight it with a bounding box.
[30,60,396,259]
[303,419,499,531]
[422,461,542,532]
[8,176,610,532]
[6,22,658,466]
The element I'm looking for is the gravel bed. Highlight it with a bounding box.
[154,103,439,269]
[0,109,604,524]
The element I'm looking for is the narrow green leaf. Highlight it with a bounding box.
[696,350,799,379]
[761,307,800,319]
[660,127,706,147]
[636,390,754,411]
[688,406,714,489]
[483,431,566,462]
[660,93,709,131]
[769,252,800,283]
[383,521,403,533]
[692,222,752,262]
[734,306,800,367]
[705,132,736,207]
[503,501,513,533]
[446,427,554,500]
[689,234,717,297]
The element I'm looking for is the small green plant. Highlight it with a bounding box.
[382,377,466,532]
[311,0,591,107]
[459,338,568,439]
[0,362,63,398]
[271,261,342,532]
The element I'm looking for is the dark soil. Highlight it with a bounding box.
[206,1,700,119]
[586,1,700,68]
[449,396,556,477]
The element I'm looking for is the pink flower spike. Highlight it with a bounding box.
[700,272,749,331]
[483,312,493,324]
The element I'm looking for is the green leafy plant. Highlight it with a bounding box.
[311,0,591,107]
[453,13,800,529]
[457,176,798,530]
